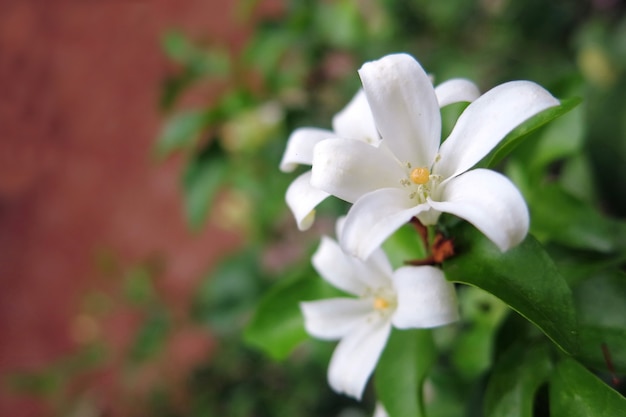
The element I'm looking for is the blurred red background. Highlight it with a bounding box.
[0,1,280,415]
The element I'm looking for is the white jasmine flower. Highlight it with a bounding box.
[373,403,389,417]
[280,78,480,230]
[310,53,560,258]
[300,230,458,400]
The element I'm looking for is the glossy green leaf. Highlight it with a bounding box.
[573,270,626,373]
[375,329,436,417]
[156,110,210,158]
[244,268,342,361]
[484,343,552,417]
[550,358,626,417]
[481,97,582,169]
[443,223,578,355]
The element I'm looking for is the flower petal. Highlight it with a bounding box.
[435,78,481,107]
[312,236,367,296]
[429,169,529,251]
[328,315,391,399]
[285,171,329,230]
[358,53,441,166]
[373,403,389,417]
[280,127,334,172]
[332,89,380,144]
[435,81,560,179]
[361,247,394,283]
[311,138,405,203]
[301,298,373,340]
[391,265,459,329]
[340,188,429,260]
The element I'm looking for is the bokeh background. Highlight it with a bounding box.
[1,0,625,416]
[0,1,280,415]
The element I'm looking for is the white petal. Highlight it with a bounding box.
[373,403,389,417]
[335,215,347,239]
[340,188,429,260]
[332,89,380,145]
[311,138,405,203]
[316,225,394,294]
[301,298,373,340]
[435,78,481,107]
[391,266,459,329]
[350,250,394,291]
[286,171,329,230]
[358,53,441,167]
[435,81,560,179]
[429,169,529,251]
[312,236,366,296]
[361,248,394,283]
[280,127,334,172]
[328,315,391,399]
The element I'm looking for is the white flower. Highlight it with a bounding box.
[280,78,480,230]
[300,230,458,400]
[310,53,560,259]
[373,403,389,417]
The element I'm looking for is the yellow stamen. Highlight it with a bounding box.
[410,167,430,184]
[373,297,390,310]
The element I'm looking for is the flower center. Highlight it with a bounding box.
[410,167,430,184]
[373,296,390,310]
[400,162,442,204]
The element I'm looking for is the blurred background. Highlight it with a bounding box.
[1,0,625,416]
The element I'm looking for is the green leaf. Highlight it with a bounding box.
[528,100,584,174]
[381,222,428,269]
[375,329,436,417]
[162,30,230,74]
[129,310,170,364]
[528,184,626,253]
[550,358,626,417]
[192,250,261,334]
[155,110,210,158]
[244,267,341,360]
[484,343,553,417]
[481,97,582,169]
[162,30,193,63]
[123,264,156,306]
[182,146,229,230]
[450,287,508,379]
[573,270,626,373]
[443,223,578,355]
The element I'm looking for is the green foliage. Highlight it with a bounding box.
[484,343,553,417]
[182,141,229,230]
[375,329,436,417]
[444,223,578,356]
[573,270,626,373]
[526,184,626,253]
[193,249,263,334]
[151,1,626,416]
[550,358,626,417]
[155,110,212,158]
[129,310,170,364]
[244,265,343,360]
[481,97,582,169]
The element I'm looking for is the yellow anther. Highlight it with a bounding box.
[373,297,390,310]
[410,167,430,185]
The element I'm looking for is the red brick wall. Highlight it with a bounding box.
[0,1,280,415]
